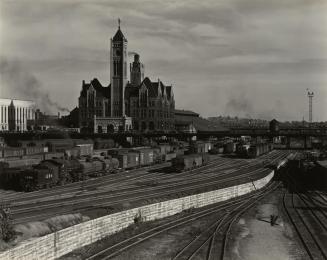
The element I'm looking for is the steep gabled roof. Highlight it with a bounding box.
[113,28,127,42]
[142,77,159,97]
[80,78,110,99]
[125,77,174,99]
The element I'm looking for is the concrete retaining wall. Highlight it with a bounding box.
[0,170,275,260]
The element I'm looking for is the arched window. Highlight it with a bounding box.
[97,125,103,133]
[107,124,114,133]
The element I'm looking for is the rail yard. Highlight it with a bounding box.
[3,149,289,225]
[0,138,326,260]
[60,152,327,260]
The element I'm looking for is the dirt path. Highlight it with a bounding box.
[226,187,306,260]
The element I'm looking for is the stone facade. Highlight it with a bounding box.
[78,23,175,133]
[0,98,36,132]
[125,76,175,132]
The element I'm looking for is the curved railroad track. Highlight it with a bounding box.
[10,150,290,224]
[84,181,280,260]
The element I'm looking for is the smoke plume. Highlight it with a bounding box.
[0,57,70,114]
[224,94,254,118]
[224,92,282,120]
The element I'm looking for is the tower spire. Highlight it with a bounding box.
[118,18,121,29]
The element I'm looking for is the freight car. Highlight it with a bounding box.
[189,141,212,154]
[248,143,273,158]
[171,154,210,172]
[0,167,26,190]
[164,152,177,162]
[224,142,236,154]
[43,152,65,160]
[102,157,119,174]
[2,156,121,191]
[236,144,251,157]
[45,139,75,152]
[1,147,25,158]
[94,138,115,149]
[131,148,154,166]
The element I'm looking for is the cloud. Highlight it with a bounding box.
[1,0,327,121]
[0,57,70,113]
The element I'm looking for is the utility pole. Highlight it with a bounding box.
[307,89,314,124]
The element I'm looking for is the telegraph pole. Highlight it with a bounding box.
[307,89,314,124]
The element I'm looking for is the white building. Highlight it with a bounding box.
[0,98,36,132]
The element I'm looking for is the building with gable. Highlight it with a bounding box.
[78,22,175,133]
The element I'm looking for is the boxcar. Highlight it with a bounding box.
[102,157,119,174]
[202,154,210,165]
[64,147,81,159]
[94,138,115,149]
[157,144,172,155]
[224,142,236,154]
[115,154,128,169]
[107,148,129,157]
[2,147,25,158]
[171,154,204,172]
[5,157,42,168]
[164,152,177,162]
[132,148,154,166]
[43,152,65,160]
[1,167,25,190]
[152,147,163,163]
[127,152,140,169]
[24,146,46,156]
[75,143,93,157]
[45,139,74,152]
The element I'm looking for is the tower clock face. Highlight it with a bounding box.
[115,49,121,56]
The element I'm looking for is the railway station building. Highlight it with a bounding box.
[78,22,175,133]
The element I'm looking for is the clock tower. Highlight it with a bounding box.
[110,19,128,117]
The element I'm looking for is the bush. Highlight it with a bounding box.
[0,207,15,242]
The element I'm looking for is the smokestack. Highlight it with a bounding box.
[134,54,140,62]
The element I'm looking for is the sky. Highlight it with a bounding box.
[0,0,327,121]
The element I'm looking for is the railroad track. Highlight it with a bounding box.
[281,169,326,259]
[4,150,288,204]
[12,164,271,224]
[283,172,327,259]
[282,191,327,260]
[10,153,273,211]
[1,162,172,202]
[3,157,230,204]
[84,179,280,260]
[10,158,247,209]
[11,151,290,224]
[12,150,288,209]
